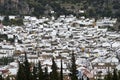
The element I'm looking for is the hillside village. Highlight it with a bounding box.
[0,15,120,80]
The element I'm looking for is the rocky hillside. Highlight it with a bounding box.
[0,0,31,15]
[0,0,120,18]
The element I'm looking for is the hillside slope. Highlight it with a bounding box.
[0,0,120,18]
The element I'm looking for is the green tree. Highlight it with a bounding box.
[32,2,45,18]
[118,25,120,30]
[118,70,120,79]
[0,75,4,80]
[1,57,14,65]
[15,18,24,26]
[104,7,112,17]
[44,66,49,80]
[70,51,78,80]
[112,69,118,80]
[81,76,84,80]
[38,61,44,80]
[2,16,10,26]
[16,62,26,80]
[6,75,10,80]
[88,8,96,17]
[60,58,63,80]
[104,71,112,80]
[24,52,32,80]
[87,77,89,80]
[50,57,59,80]
[32,66,37,80]
[10,18,24,26]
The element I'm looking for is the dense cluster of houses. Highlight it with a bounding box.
[0,15,120,80]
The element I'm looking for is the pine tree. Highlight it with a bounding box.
[0,75,4,80]
[60,58,63,80]
[118,70,120,79]
[24,52,32,80]
[16,62,26,80]
[104,71,112,80]
[38,61,44,80]
[81,76,84,80]
[87,77,89,80]
[2,16,10,26]
[44,66,49,80]
[112,69,118,80]
[50,57,59,80]
[32,66,37,80]
[0,75,2,80]
[70,52,78,80]
[6,76,10,80]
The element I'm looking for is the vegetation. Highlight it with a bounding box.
[0,34,8,41]
[16,54,60,80]
[32,66,37,80]
[44,66,49,80]
[0,53,79,80]
[2,16,10,26]
[24,52,32,80]
[60,59,63,80]
[38,61,44,80]
[0,34,22,44]
[50,57,59,80]
[0,0,120,18]
[16,62,26,80]
[0,57,14,65]
[1,52,120,80]
[104,69,120,80]
[0,75,4,80]
[2,16,23,26]
[70,52,78,80]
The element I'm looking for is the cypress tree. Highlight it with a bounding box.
[2,16,10,26]
[24,52,31,80]
[0,75,4,80]
[50,57,59,80]
[81,76,84,80]
[60,58,63,80]
[104,71,112,80]
[70,51,78,80]
[0,75,2,80]
[32,66,37,80]
[38,61,44,80]
[6,76,10,80]
[44,66,49,80]
[118,70,120,79]
[87,77,89,80]
[16,62,26,80]
[112,69,118,80]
